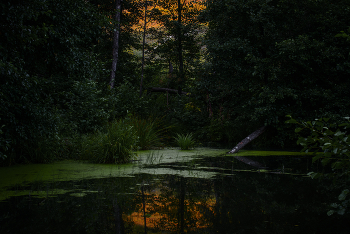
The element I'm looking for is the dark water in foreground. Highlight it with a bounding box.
[0,149,349,234]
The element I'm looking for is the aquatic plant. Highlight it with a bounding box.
[175,133,195,150]
[145,151,164,165]
[81,119,138,163]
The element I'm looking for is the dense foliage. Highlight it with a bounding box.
[201,0,350,146]
[0,0,107,161]
[1,0,350,164]
[0,0,142,163]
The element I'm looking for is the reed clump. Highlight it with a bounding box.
[175,133,195,150]
[80,119,138,163]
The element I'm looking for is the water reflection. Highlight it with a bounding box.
[0,153,349,233]
[127,177,216,233]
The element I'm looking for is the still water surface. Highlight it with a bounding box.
[0,149,349,233]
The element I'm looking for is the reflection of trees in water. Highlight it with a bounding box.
[123,156,348,234]
[126,175,216,233]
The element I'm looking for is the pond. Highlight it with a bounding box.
[0,148,349,234]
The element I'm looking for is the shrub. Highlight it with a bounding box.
[286,115,350,178]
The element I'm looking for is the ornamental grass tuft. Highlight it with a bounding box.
[126,116,170,150]
[175,133,195,150]
[81,119,138,163]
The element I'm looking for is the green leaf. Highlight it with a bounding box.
[332,161,343,169]
[295,128,303,133]
[327,210,335,216]
[285,119,297,124]
[334,131,344,136]
[330,203,339,208]
[307,172,319,179]
[321,157,331,166]
[338,189,349,201]
[312,155,322,163]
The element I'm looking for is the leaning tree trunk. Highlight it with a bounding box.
[227,126,267,154]
[110,0,122,89]
[228,126,268,169]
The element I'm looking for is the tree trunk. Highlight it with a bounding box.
[167,61,173,107]
[139,1,148,97]
[110,0,122,89]
[177,0,184,95]
[227,126,267,154]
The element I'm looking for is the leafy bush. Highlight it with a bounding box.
[175,133,195,150]
[80,119,138,163]
[286,116,350,178]
[286,115,350,216]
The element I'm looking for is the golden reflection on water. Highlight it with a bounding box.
[125,189,216,232]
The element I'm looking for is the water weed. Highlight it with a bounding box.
[145,151,164,165]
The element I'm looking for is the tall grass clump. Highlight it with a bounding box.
[126,116,170,150]
[175,133,195,150]
[81,119,138,163]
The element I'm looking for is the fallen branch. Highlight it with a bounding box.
[227,126,267,154]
